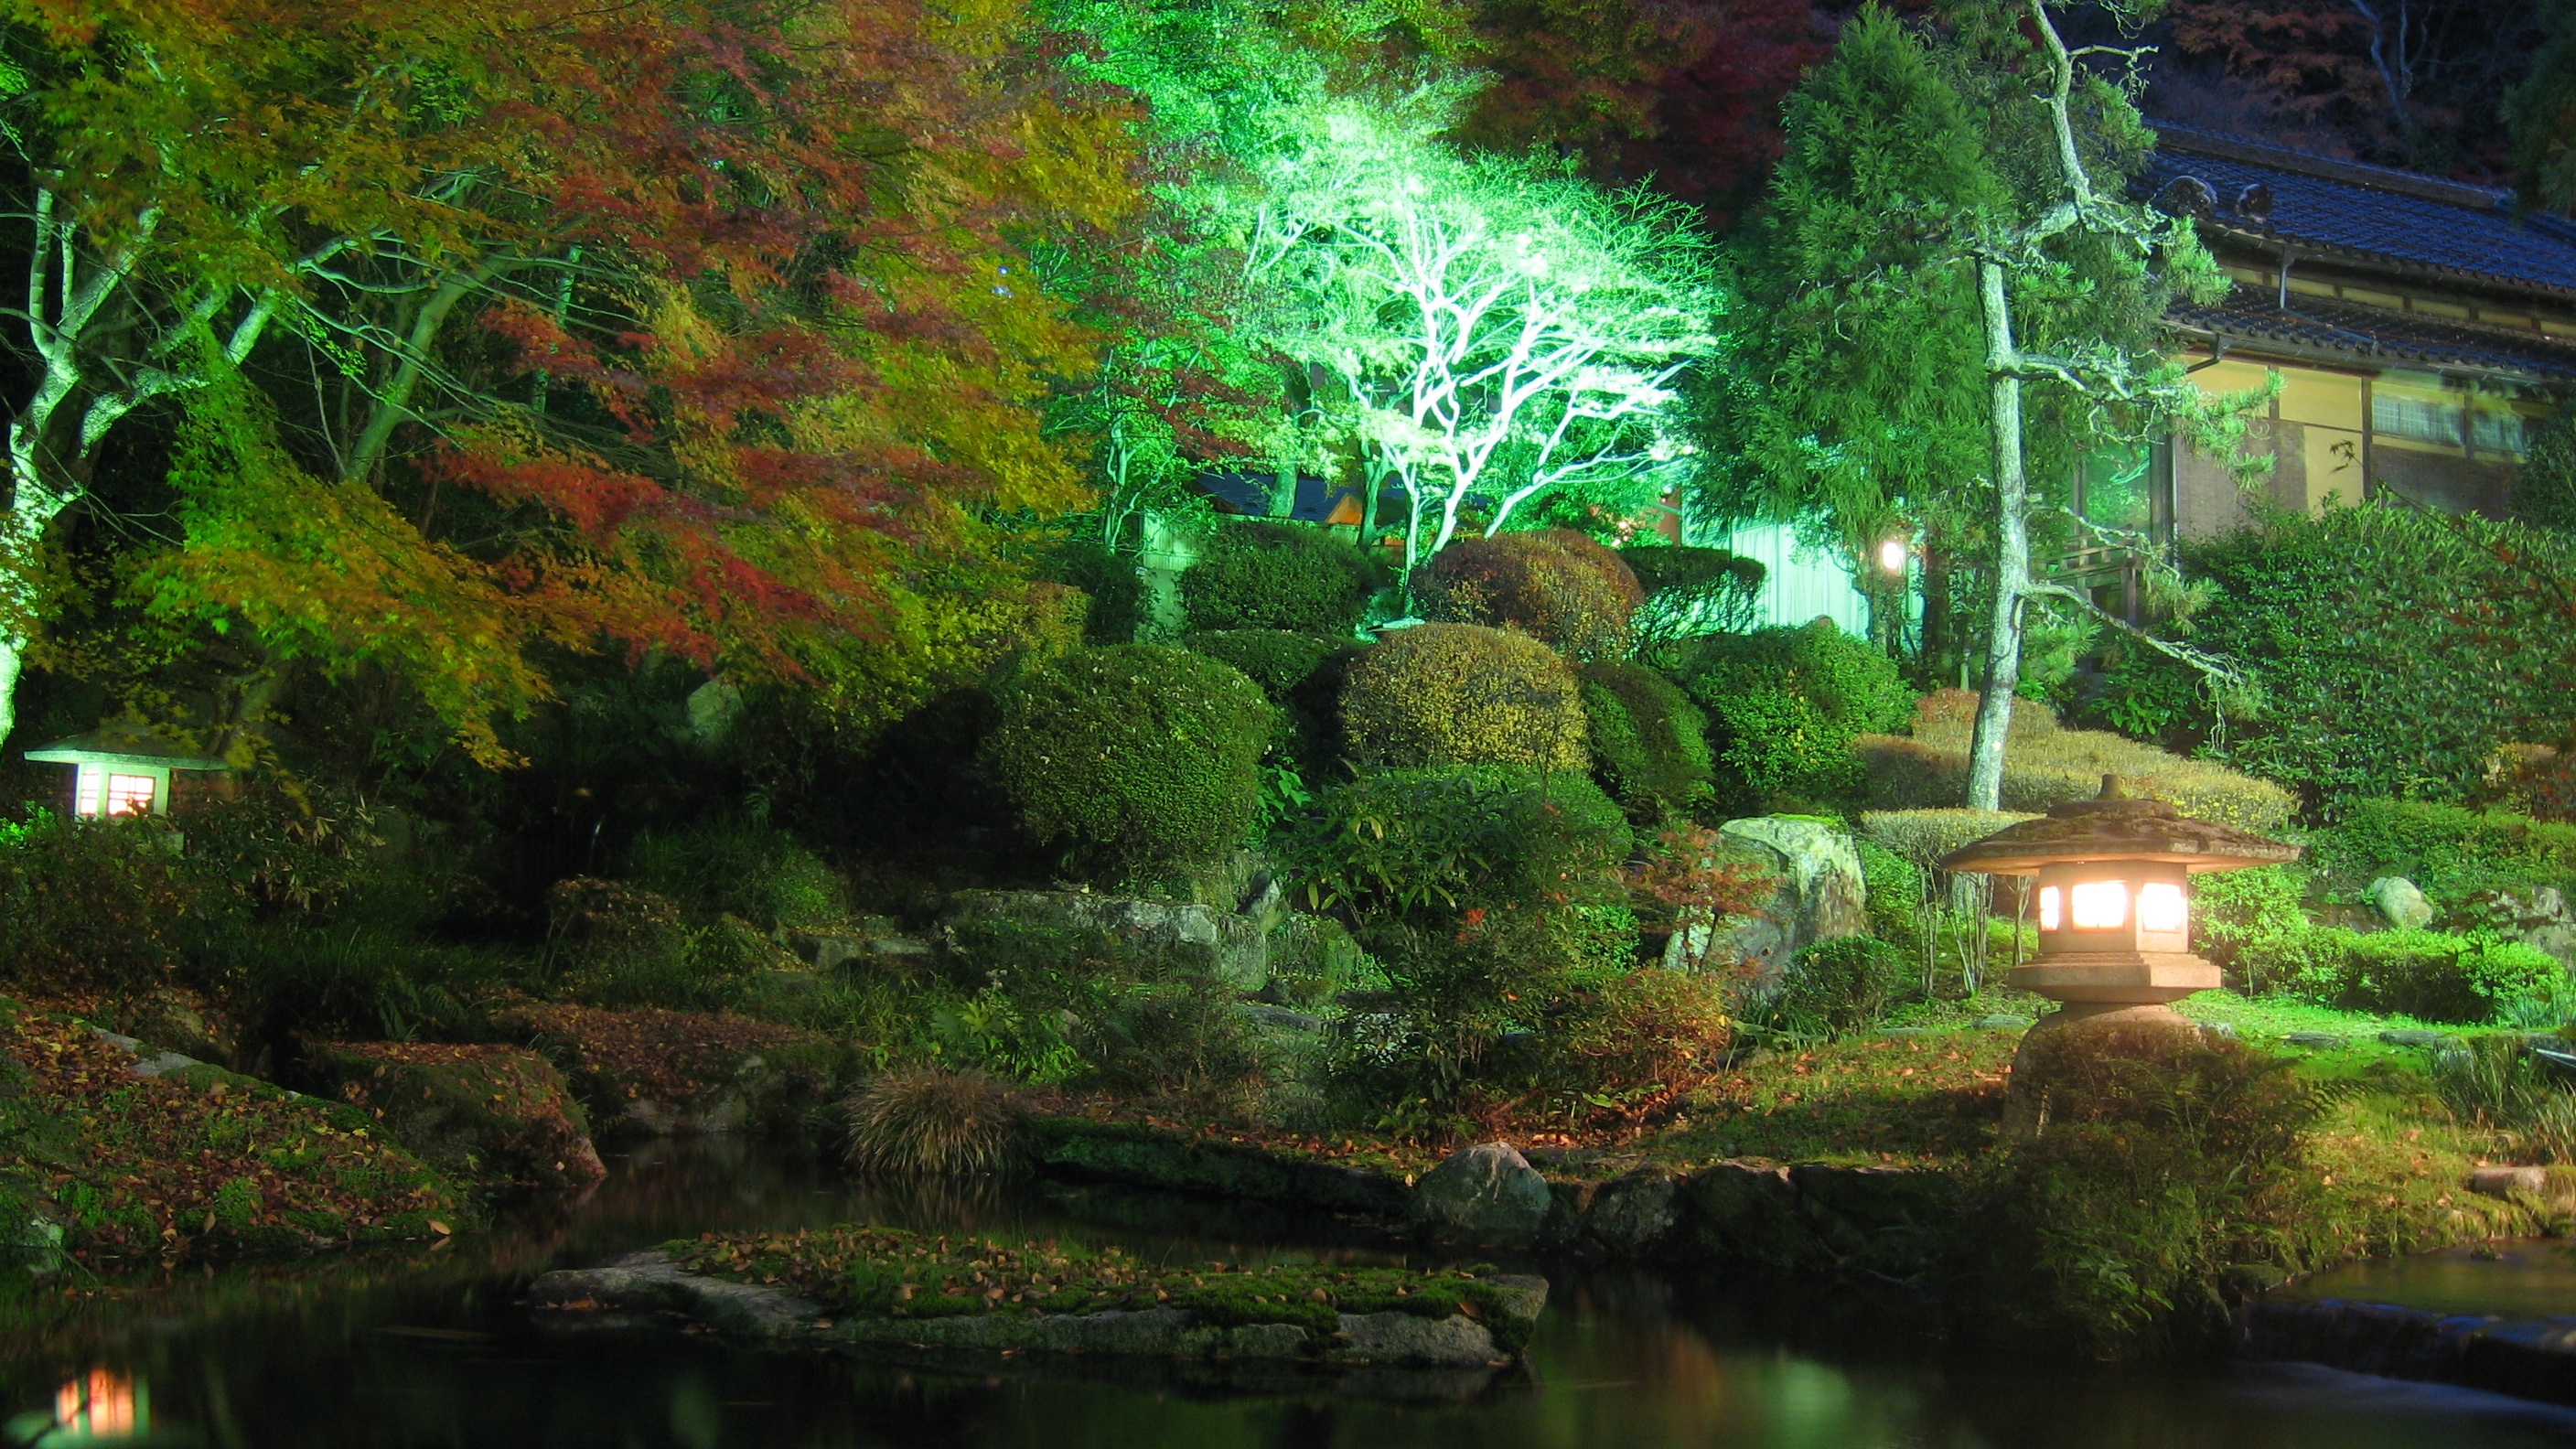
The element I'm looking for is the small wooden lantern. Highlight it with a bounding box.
[25,724,229,819]
[1938,776,2299,1020]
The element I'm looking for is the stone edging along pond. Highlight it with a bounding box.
[530,1225,1549,1369]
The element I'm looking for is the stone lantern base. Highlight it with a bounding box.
[2000,1001,2218,1138]
[2005,950,2220,1006]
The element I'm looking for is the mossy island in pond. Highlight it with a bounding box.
[531,1224,1547,1368]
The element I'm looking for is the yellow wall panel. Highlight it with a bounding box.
[2278,367,2364,430]
[2185,359,2277,399]
[2303,425,2364,508]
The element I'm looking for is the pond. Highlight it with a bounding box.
[8,1140,2575,1449]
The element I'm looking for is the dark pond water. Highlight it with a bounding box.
[9,1139,2576,1449]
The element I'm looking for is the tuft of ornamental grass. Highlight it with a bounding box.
[840,1067,1029,1176]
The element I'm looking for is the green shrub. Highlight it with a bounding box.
[2190,864,2313,967]
[1183,629,1366,770]
[630,818,845,931]
[2429,1036,2576,1163]
[1859,690,2298,833]
[2517,406,2576,535]
[1984,1028,2324,1357]
[1414,530,1645,661]
[546,877,775,1012]
[1082,988,1270,1111]
[982,645,1273,880]
[1669,619,1912,809]
[1577,661,1713,822]
[1621,544,1766,642]
[2308,800,2576,912]
[1043,537,1149,645]
[0,812,209,1004]
[1293,765,1632,920]
[2091,504,2576,809]
[2240,926,2566,1023]
[1755,936,1913,1036]
[1180,521,1382,635]
[1339,623,1589,772]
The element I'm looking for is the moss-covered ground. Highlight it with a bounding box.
[664,1224,1535,1351]
[2,1002,467,1266]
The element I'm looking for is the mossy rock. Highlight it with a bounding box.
[309,1042,606,1195]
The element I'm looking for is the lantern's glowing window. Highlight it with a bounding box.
[2138,881,2187,933]
[104,774,156,816]
[2069,880,2129,929]
[2037,886,2062,930]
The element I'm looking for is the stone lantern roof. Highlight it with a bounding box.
[1937,776,2300,875]
[24,723,229,773]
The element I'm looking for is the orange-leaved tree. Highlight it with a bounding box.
[0,0,1140,765]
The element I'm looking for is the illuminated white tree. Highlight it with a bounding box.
[1240,102,1725,573]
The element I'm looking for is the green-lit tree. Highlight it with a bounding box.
[1243,99,1727,571]
[1724,1,2264,808]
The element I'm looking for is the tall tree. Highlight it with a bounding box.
[2506,0,2576,212]
[1726,2,2260,808]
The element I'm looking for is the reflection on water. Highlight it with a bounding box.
[2290,1240,2576,1321]
[5,1138,2575,1449]
[5,1368,147,1447]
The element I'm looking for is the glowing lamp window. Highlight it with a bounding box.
[2138,881,2187,934]
[1878,538,1909,573]
[104,774,156,816]
[2069,880,2129,929]
[2037,886,2062,930]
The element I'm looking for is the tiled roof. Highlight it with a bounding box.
[2169,284,2576,381]
[1195,469,1404,522]
[2146,125,2576,300]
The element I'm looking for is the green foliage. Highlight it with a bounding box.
[2429,1036,2576,1164]
[1621,544,1766,642]
[1080,988,1270,1110]
[1292,766,1632,919]
[630,818,845,932]
[1182,628,1365,773]
[0,813,207,1003]
[2190,864,2313,967]
[2240,927,2568,1024]
[1043,538,1150,645]
[2098,504,2576,809]
[982,645,1273,880]
[1339,623,1591,772]
[1670,619,1911,808]
[2309,801,2576,913]
[546,877,775,1014]
[1414,530,1646,661]
[1984,1029,2326,1358]
[1754,936,1914,1037]
[2505,0,2576,214]
[1855,835,1926,940]
[1577,661,1713,822]
[1179,522,1381,635]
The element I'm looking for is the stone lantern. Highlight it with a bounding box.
[1938,776,2299,1032]
[25,723,229,818]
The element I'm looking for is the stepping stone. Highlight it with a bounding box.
[2281,1033,2346,1048]
[1970,1014,2034,1031]
[2378,1029,2456,1048]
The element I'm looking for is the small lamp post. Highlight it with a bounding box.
[1938,776,2299,1029]
[25,724,230,819]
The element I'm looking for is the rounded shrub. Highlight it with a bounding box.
[1576,661,1713,821]
[1414,530,1646,661]
[1340,623,1589,772]
[1043,538,1149,645]
[1180,521,1382,635]
[1293,764,1634,920]
[1755,935,1914,1037]
[1621,543,1766,642]
[1184,628,1367,772]
[0,812,209,1002]
[982,644,1273,879]
[1671,619,1913,808]
[630,818,844,931]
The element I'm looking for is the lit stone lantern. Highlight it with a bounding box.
[1938,775,2299,1026]
[25,724,229,818]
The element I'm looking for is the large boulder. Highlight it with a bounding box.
[1411,1143,1553,1241]
[494,1003,853,1143]
[1692,817,1868,991]
[312,1042,605,1194]
[2367,875,2436,930]
[941,889,1269,993]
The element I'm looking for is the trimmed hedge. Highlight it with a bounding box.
[1669,619,1913,809]
[1293,765,1633,920]
[1577,661,1713,821]
[2089,504,2576,809]
[2239,927,2566,1024]
[1182,628,1366,770]
[1340,623,1589,772]
[1859,691,2298,833]
[982,645,1274,879]
[2307,800,2576,910]
[1414,530,1646,661]
[1043,538,1148,645]
[1180,522,1381,635]
[1621,543,1766,641]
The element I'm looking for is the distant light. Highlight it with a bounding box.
[2070,880,2129,929]
[1878,538,1908,573]
[2139,881,2188,934]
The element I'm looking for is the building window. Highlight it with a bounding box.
[105,774,156,816]
[2471,410,2531,457]
[2372,392,2463,448]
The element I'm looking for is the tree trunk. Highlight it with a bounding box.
[1966,259,2030,812]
